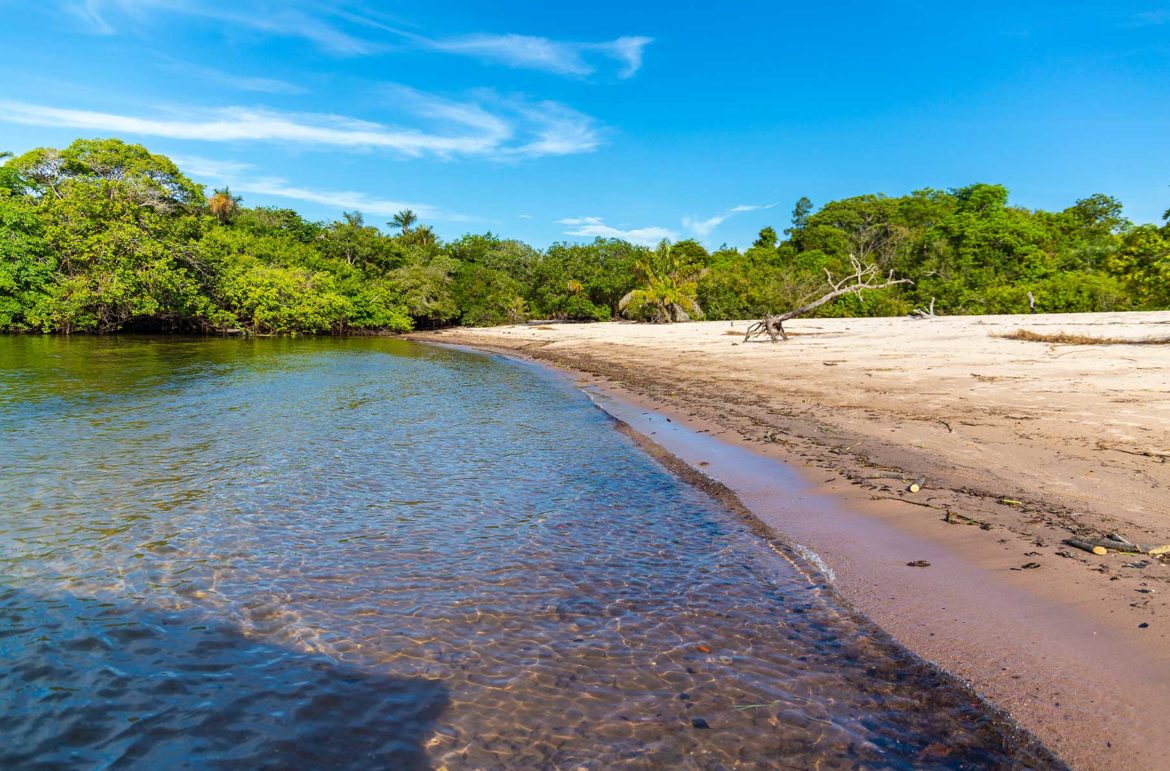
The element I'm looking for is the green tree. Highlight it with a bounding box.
[669,238,711,268]
[387,256,460,327]
[453,263,527,326]
[752,226,778,250]
[528,239,640,319]
[4,136,1168,336]
[618,243,704,322]
[6,139,206,332]
[216,257,352,334]
[319,211,405,273]
[0,195,54,330]
[785,196,813,239]
[1066,194,1128,236]
[0,151,17,196]
[402,224,438,249]
[1108,225,1170,308]
[9,139,203,211]
[233,206,322,244]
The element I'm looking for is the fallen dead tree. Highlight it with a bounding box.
[909,297,937,319]
[744,256,912,342]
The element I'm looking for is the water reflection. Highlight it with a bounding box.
[0,337,1058,768]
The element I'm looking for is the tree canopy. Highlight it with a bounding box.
[1,139,1167,334]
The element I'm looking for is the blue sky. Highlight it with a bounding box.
[1,1,1168,247]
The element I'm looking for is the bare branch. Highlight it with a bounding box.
[745,255,912,343]
[910,297,937,319]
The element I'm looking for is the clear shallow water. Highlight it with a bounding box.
[0,336,1056,769]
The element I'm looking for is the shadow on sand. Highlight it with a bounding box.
[0,587,449,769]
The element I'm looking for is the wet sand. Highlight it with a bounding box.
[408,311,1170,770]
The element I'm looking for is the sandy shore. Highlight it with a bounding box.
[408,311,1170,770]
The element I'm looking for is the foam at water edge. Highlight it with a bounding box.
[794,543,837,583]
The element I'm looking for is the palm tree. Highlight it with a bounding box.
[390,209,418,235]
[618,247,704,323]
[208,187,242,224]
[404,224,437,248]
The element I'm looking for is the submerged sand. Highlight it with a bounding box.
[409,311,1170,770]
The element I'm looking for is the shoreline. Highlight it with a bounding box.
[408,313,1170,770]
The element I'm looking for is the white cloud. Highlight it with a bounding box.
[1124,9,1170,27]
[63,0,117,33]
[168,155,255,181]
[558,216,676,246]
[228,8,377,56]
[558,203,779,247]
[64,0,376,55]
[604,37,653,78]
[236,177,444,220]
[158,58,307,95]
[430,34,592,76]
[0,92,602,160]
[505,98,604,157]
[166,156,475,222]
[0,101,484,156]
[60,2,652,76]
[427,34,653,78]
[237,178,481,223]
[226,75,306,95]
[683,203,777,238]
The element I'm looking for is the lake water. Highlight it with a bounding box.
[0,336,1056,768]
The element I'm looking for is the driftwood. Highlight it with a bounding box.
[1065,536,1147,555]
[1065,538,1109,556]
[1094,441,1170,462]
[909,297,937,319]
[744,256,912,342]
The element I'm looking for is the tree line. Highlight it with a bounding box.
[1,139,1167,334]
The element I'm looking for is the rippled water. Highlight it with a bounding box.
[0,336,1056,769]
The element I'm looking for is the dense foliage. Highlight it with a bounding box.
[1,139,1167,334]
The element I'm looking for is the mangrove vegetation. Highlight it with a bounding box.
[1,138,1168,334]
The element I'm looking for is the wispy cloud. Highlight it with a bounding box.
[1128,9,1170,26]
[506,98,605,156]
[60,2,652,76]
[558,217,676,246]
[63,0,378,55]
[169,155,255,181]
[0,91,602,160]
[324,8,652,76]
[683,203,777,238]
[158,57,307,95]
[63,0,118,34]
[225,7,378,55]
[0,101,489,156]
[425,34,653,78]
[238,178,443,220]
[168,155,474,222]
[556,204,776,247]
